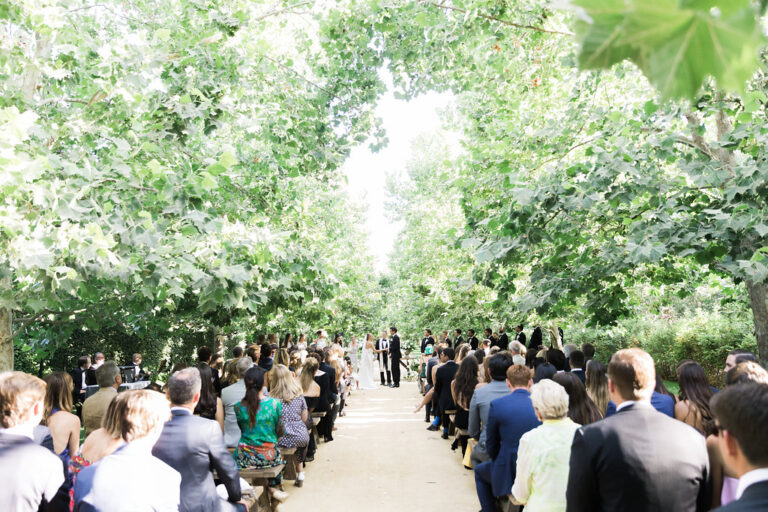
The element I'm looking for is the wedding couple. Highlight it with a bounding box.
[358,327,401,389]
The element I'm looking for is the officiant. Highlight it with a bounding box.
[375,331,392,386]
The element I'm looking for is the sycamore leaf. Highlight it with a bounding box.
[573,0,639,69]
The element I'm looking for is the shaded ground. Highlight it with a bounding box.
[280,382,478,512]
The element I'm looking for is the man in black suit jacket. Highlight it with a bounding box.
[566,348,710,512]
[453,329,464,349]
[529,326,542,350]
[126,353,149,382]
[0,372,68,512]
[497,327,509,351]
[433,347,459,439]
[70,355,91,408]
[389,327,402,388]
[420,329,436,354]
[375,332,391,386]
[569,350,586,384]
[710,382,768,511]
[197,345,222,395]
[318,348,339,441]
[467,329,479,351]
[514,325,526,347]
[153,368,245,512]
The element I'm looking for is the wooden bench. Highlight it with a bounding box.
[280,446,298,480]
[240,464,286,512]
[444,409,457,436]
[310,411,326,444]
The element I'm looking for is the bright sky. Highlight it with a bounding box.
[343,78,454,273]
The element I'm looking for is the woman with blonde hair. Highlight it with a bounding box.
[43,372,81,468]
[455,343,470,363]
[270,364,310,487]
[299,357,322,462]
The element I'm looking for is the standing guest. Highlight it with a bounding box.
[585,360,610,416]
[70,356,91,407]
[511,379,581,512]
[482,339,491,355]
[484,328,495,349]
[348,336,360,375]
[451,356,479,454]
[152,368,245,512]
[434,347,459,439]
[0,371,67,512]
[474,365,540,512]
[533,363,556,383]
[193,363,224,432]
[498,326,509,351]
[82,362,121,436]
[283,333,293,349]
[569,350,586,384]
[245,345,260,364]
[547,349,567,373]
[709,382,768,511]
[675,362,715,436]
[514,325,527,347]
[315,330,328,349]
[270,365,310,487]
[454,329,464,349]
[296,333,308,350]
[420,329,436,353]
[456,343,471,363]
[197,346,222,394]
[723,349,758,374]
[73,390,179,512]
[390,326,402,388]
[581,343,595,363]
[232,346,244,359]
[234,367,288,505]
[467,329,479,351]
[275,348,291,369]
[469,352,515,464]
[318,349,338,441]
[529,325,543,350]
[221,359,240,387]
[44,372,81,469]
[257,342,274,372]
[553,372,602,425]
[222,357,253,448]
[85,353,104,387]
[127,353,148,381]
[565,348,710,512]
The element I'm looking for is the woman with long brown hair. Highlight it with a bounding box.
[193,363,224,432]
[585,359,610,416]
[43,372,81,465]
[553,372,602,425]
[451,356,479,454]
[675,362,715,436]
[234,366,287,503]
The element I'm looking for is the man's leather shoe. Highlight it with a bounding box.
[441,432,449,439]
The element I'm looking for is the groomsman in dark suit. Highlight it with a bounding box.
[70,355,91,407]
[710,382,768,512]
[529,325,542,350]
[566,348,710,512]
[514,325,526,347]
[420,329,435,354]
[453,329,464,349]
[498,327,509,351]
[467,329,479,351]
[389,327,402,388]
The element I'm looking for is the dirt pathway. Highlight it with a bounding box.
[280,382,478,512]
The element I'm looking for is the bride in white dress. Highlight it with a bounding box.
[358,333,378,390]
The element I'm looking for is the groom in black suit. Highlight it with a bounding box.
[389,327,402,388]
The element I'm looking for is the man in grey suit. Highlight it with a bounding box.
[469,352,514,466]
[221,356,253,447]
[153,368,245,512]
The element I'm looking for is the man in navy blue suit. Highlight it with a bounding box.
[474,364,540,512]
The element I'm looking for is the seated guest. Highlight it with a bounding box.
[299,357,322,461]
[82,362,121,436]
[43,372,81,470]
[568,350,586,384]
[234,367,288,504]
[70,356,91,407]
[451,356,479,454]
[196,346,222,394]
[270,364,310,487]
[675,362,715,436]
[546,349,566,373]
[533,363,556,383]
[0,372,67,512]
[474,365,540,512]
[469,352,514,466]
[511,379,580,511]
[566,348,709,512]
[74,390,180,511]
[434,347,459,440]
[585,359,610,416]
[258,342,274,371]
[69,397,126,508]
[222,356,253,447]
[315,350,336,442]
[85,353,104,387]
[193,363,224,432]
[221,359,240,388]
[553,372,602,425]
[709,382,768,511]
[153,368,245,512]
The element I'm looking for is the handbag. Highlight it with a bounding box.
[463,438,476,469]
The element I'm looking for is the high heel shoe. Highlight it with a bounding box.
[450,439,459,451]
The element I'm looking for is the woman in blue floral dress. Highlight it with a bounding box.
[269,364,310,487]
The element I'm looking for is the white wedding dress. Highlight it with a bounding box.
[358,342,378,390]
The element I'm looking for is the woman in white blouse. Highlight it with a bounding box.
[510,379,580,512]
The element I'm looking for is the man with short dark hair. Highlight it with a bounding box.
[566,348,710,512]
[469,352,514,466]
[82,362,121,435]
[0,372,67,512]
[389,326,402,388]
[71,355,91,406]
[86,353,105,386]
[498,326,509,351]
[232,346,243,359]
[569,350,586,384]
[433,347,458,439]
[724,349,758,373]
[710,382,768,511]
[514,324,526,347]
[453,329,464,349]
[420,329,436,354]
[197,345,221,394]
[582,343,595,363]
[153,368,244,512]
[474,365,539,512]
[467,329,479,351]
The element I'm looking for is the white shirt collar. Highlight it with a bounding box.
[0,424,35,440]
[736,468,768,499]
[615,400,636,412]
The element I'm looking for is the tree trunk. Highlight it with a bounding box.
[747,281,768,365]
[0,307,12,372]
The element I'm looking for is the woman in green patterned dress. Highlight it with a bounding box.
[234,366,288,503]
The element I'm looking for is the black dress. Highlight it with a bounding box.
[455,407,469,430]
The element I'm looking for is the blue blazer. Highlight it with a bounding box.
[485,389,541,497]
